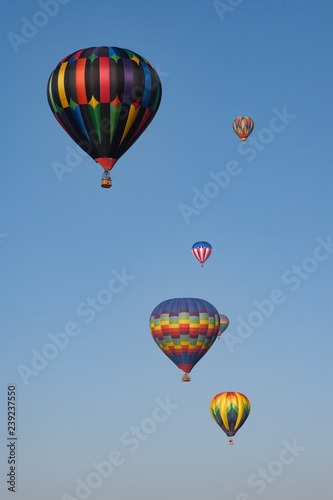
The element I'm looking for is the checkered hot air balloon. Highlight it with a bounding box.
[150,298,220,381]
[210,392,250,445]
[232,116,254,144]
[191,241,212,267]
[47,47,162,188]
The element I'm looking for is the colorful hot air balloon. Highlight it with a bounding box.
[218,314,229,340]
[232,117,254,144]
[47,46,162,188]
[210,392,250,445]
[191,241,212,267]
[150,298,220,381]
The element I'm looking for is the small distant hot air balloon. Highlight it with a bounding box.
[218,314,229,340]
[191,241,212,267]
[47,46,162,188]
[150,298,220,381]
[210,392,250,445]
[232,117,254,144]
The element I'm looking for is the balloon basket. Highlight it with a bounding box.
[101,171,112,189]
[229,439,234,445]
[182,374,191,382]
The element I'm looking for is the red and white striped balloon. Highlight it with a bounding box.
[191,241,212,267]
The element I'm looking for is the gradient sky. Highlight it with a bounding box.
[1,0,333,499]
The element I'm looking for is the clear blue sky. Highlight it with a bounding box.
[1,0,332,499]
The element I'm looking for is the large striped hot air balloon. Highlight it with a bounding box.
[47,46,162,188]
[210,392,250,444]
[191,241,212,267]
[232,116,254,144]
[150,298,220,381]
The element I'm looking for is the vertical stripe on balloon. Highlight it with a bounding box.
[141,62,151,107]
[122,59,134,105]
[47,74,57,114]
[99,57,110,103]
[58,62,69,108]
[76,59,88,105]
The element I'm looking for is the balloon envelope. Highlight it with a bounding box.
[210,392,250,437]
[218,314,229,337]
[47,46,162,172]
[191,241,212,265]
[232,117,254,143]
[150,297,220,374]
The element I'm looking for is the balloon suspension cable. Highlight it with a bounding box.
[103,170,111,180]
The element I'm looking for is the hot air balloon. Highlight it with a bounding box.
[191,241,212,267]
[47,46,162,188]
[232,117,254,144]
[210,392,250,445]
[218,314,229,340]
[150,298,220,381]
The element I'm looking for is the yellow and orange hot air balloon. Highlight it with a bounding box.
[232,117,254,144]
[210,392,250,444]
